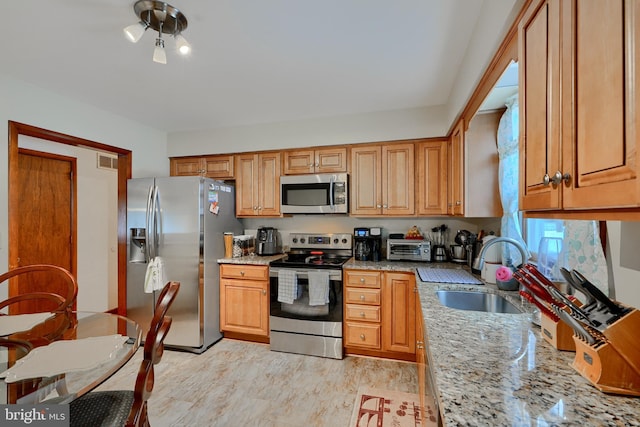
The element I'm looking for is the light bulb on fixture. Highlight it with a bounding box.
[153,36,167,64]
[174,34,191,55]
[123,21,148,43]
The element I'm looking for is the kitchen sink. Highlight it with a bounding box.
[435,290,522,314]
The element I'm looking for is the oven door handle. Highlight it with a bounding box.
[270,269,342,281]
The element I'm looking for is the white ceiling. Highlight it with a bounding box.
[4,1,515,133]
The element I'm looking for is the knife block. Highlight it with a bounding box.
[540,312,576,351]
[570,308,640,396]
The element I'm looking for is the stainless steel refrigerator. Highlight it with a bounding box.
[126,176,242,353]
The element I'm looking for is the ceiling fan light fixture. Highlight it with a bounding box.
[124,0,189,63]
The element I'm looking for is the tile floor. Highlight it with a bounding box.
[95,339,419,426]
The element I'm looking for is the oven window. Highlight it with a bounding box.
[269,277,343,322]
[282,184,330,206]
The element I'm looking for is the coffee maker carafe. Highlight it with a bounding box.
[353,227,383,261]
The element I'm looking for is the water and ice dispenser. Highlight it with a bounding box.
[129,228,146,263]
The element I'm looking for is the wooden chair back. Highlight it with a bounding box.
[125,281,180,427]
[0,264,78,315]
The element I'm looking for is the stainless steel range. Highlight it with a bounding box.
[269,232,352,359]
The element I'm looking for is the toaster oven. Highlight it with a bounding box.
[386,239,431,262]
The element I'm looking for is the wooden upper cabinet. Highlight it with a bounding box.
[447,120,464,216]
[235,152,281,217]
[519,0,562,210]
[560,0,639,209]
[520,0,640,212]
[350,142,414,216]
[170,155,235,179]
[416,139,448,215]
[283,147,347,174]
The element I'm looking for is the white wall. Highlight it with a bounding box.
[0,74,167,309]
[167,105,449,156]
[606,221,640,308]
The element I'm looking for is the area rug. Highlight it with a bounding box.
[349,386,438,427]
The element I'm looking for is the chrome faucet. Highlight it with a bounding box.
[472,237,530,271]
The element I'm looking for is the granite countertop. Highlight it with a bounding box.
[345,260,639,425]
[416,276,640,426]
[217,254,285,265]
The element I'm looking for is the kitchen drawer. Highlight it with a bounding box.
[220,264,269,281]
[344,270,381,288]
[345,304,381,322]
[345,322,381,349]
[345,287,381,305]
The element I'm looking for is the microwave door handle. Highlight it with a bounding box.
[329,176,335,210]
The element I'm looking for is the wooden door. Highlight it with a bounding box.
[561,0,640,209]
[203,155,234,179]
[257,152,281,216]
[13,149,76,313]
[170,157,203,176]
[382,272,416,354]
[416,139,448,215]
[283,150,315,174]
[350,146,382,215]
[519,0,562,210]
[235,154,258,216]
[315,147,347,173]
[219,278,269,336]
[382,143,415,216]
[447,120,465,215]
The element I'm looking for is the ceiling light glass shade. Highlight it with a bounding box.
[153,39,167,64]
[123,21,147,43]
[175,34,191,55]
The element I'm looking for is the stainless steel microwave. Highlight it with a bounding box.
[280,173,348,214]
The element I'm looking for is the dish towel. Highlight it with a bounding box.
[144,257,167,293]
[307,270,330,306]
[277,269,298,304]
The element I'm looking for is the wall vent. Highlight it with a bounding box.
[97,153,118,171]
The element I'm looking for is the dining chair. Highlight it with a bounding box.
[0,264,78,315]
[69,281,180,427]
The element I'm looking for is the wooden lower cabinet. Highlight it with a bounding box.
[344,269,416,360]
[219,264,269,341]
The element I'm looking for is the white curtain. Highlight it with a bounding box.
[561,221,609,296]
[496,94,527,266]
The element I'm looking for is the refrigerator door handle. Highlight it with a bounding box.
[151,185,160,259]
[145,185,154,263]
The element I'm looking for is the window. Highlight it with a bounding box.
[525,218,564,260]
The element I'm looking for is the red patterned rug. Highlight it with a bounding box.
[349,386,438,427]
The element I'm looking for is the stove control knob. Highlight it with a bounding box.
[342,238,348,244]
[333,238,339,244]
[300,238,306,244]
[292,238,298,244]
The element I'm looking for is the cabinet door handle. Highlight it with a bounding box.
[262,289,267,295]
[416,341,424,349]
[376,204,382,208]
[456,200,461,205]
[543,171,571,186]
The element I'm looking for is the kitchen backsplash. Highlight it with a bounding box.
[242,216,501,250]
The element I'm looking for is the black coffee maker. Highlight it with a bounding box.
[353,227,383,261]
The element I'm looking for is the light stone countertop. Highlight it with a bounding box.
[345,260,640,426]
[217,254,285,265]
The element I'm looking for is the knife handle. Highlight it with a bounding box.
[571,270,624,314]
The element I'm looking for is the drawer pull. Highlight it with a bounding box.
[360,312,365,317]
[359,295,365,301]
[240,271,245,276]
[360,334,366,341]
[359,278,365,283]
